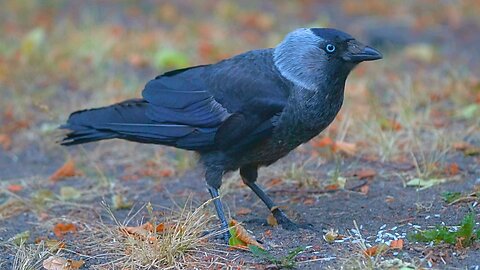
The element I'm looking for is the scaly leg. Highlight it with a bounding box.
[240,165,298,230]
[205,167,231,243]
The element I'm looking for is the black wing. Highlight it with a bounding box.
[142,49,290,151]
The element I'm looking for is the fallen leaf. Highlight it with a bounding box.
[7,184,23,192]
[229,219,264,249]
[265,178,283,188]
[236,207,252,216]
[390,239,404,250]
[385,196,395,203]
[42,256,84,270]
[332,141,357,156]
[406,178,447,190]
[364,246,378,257]
[120,222,154,238]
[43,256,68,270]
[53,223,77,238]
[324,184,339,191]
[360,184,370,195]
[35,237,65,251]
[303,197,315,205]
[50,159,82,182]
[9,230,30,246]
[352,168,377,179]
[323,228,339,243]
[364,244,388,257]
[267,213,278,227]
[0,134,12,149]
[68,259,84,269]
[444,163,460,176]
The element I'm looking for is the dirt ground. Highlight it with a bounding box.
[1,1,479,269]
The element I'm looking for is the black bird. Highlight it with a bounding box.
[61,28,382,241]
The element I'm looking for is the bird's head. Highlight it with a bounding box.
[273,28,382,90]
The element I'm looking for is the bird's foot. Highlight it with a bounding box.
[272,208,314,231]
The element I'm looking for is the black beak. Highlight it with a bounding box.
[343,46,383,62]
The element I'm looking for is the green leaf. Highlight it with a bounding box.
[441,192,462,203]
[228,227,247,247]
[457,213,475,246]
[249,245,277,263]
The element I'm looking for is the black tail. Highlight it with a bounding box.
[61,99,152,146]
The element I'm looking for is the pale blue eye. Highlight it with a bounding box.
[326,44,335,53]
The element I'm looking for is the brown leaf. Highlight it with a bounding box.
[50,159,82,182]
[53,223,77,239]
[120,222,154,237]
[236,207,252,216]
[303,197,316,205]
[385,196,395,203]
[42,256,84,270]
[43,256,68,270]
[352,168,377,179]
[267,213,278,227]
[229,219,264,249]
[0,134,12,149]
[390,239,404,250]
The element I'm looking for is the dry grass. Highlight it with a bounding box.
[78,199,230,269]
[5,242,54,270]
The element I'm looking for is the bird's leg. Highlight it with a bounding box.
[240,165,298,230]
[205,168,231,243]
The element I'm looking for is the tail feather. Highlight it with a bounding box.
[60,98,217,150]
[61,99,152,145]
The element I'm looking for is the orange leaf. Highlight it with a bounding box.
[229,219,264,249]
[311,136,334,148]
[0,134,12,150]
[445,163,460,176]
[332,141,357,156]
[53,223,77,238]
[353,168,377,179]
[7,184,23,192]
[50,159,82,182]
[324,184,339,191]
[364,246,378,257]
[390,239,404,250]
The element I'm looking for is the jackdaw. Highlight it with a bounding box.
[61,28,382,241]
